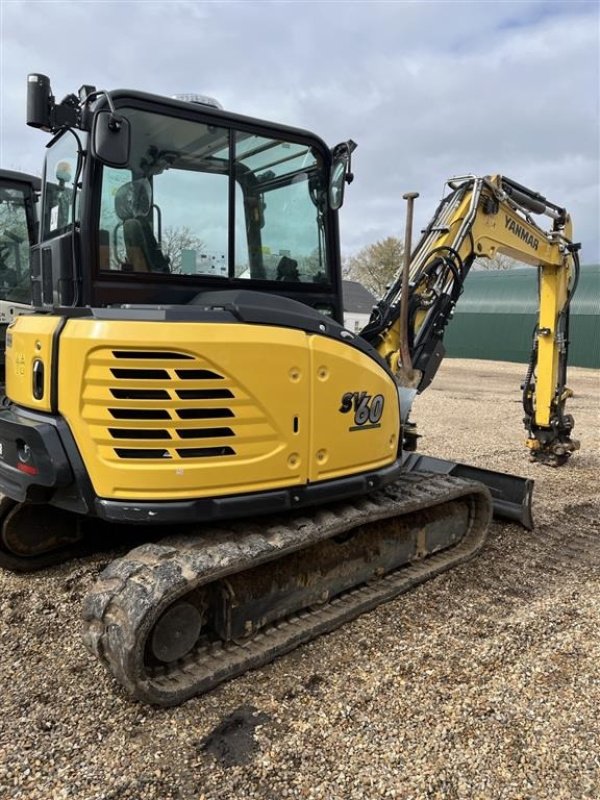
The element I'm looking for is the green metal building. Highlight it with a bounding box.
[444,264,600,368]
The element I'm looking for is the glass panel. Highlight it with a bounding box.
[235,134,314,179]
[98,108,229,275]
[154,169,228,276]
[234,132,328,283]
[99,166,132,270]
[234,183,250,278]
[0,186,31,303]
[96,107,329,284]
[43,131,78,238]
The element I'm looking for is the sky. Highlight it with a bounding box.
[0,0,598,262]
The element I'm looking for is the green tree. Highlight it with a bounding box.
[344,236,404,296]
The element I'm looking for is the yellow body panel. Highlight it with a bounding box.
[5,315,62,412]
[308,335,398,481]
[27,318,400,501]
[536,264,569,427]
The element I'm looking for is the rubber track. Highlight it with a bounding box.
[82,472,492,706]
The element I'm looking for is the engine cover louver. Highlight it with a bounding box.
[82,349,248,462]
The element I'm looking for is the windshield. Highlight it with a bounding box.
[98,107,330,284]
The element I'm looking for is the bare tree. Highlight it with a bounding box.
[344,236,404,296]
[474,252,518,270]
[160,226,205,273]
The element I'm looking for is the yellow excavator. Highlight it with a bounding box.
[0,75,580,704]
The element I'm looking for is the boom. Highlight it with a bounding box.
[362,175,580,466]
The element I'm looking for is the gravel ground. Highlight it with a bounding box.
[0,358,598,800]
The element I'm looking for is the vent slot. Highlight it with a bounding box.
[115,449,172,459]
[110,389,170,400]
[111,368,170,380]
[82,347,274,466]
[112,351,193,360]
[175,389,234,400]
[109,409,171,420]
[175,369,224,380]
[109,428,171,440]
[177,427,234,439]
[176,447,235,458]
[176,408,234,420]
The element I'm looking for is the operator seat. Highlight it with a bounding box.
[276,255,300,281]
[114,179,170,273]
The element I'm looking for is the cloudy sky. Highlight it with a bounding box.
[1,0,598,261]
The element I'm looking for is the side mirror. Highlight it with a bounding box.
[92,111,130,167]
[329,159,347,211]
[329,140,357,211]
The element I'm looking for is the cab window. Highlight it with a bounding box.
[43,131,79,239]
[0,184,33,303]
[96,107,330,285]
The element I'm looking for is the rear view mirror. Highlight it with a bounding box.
[329,159,347,211]
[92,111,130,167]
[328,140,357,211]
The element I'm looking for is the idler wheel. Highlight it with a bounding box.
[150,601,205,664]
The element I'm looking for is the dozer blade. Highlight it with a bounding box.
[402,452,534,530]
[83,472,491,706]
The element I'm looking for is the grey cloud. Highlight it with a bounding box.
[1,0,597,260]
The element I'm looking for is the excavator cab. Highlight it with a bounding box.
[30,80,346,323]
